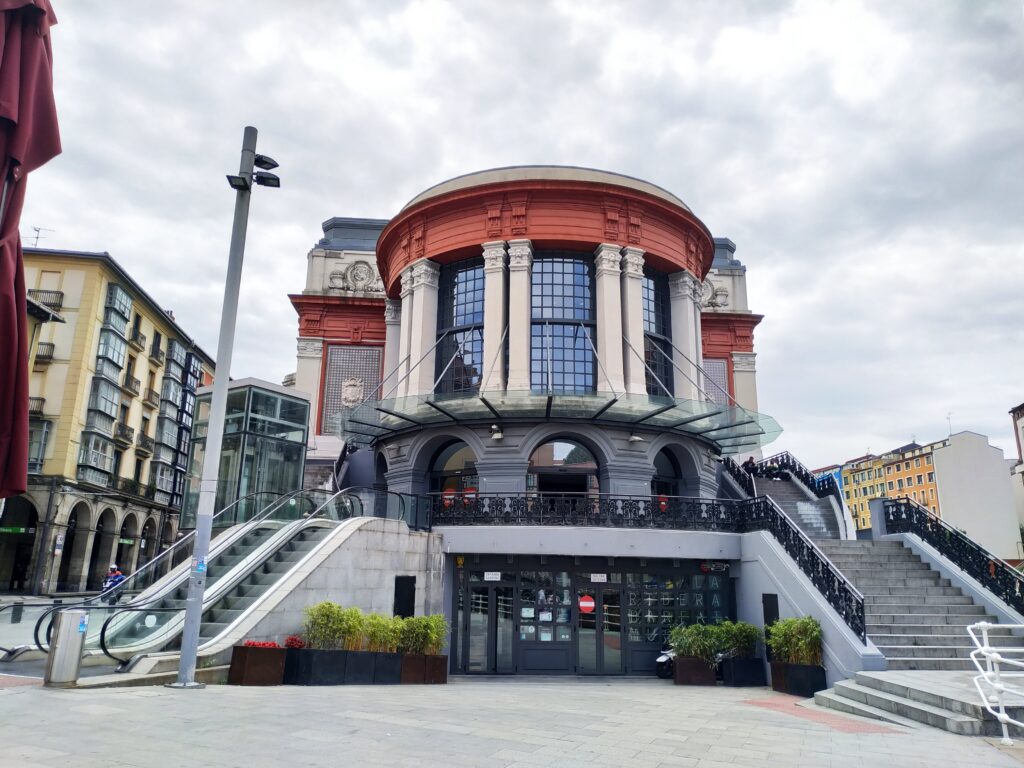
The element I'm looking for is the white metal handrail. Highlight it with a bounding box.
[968,621,1024,745]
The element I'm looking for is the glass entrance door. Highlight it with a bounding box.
[465,586,514,673]
[576,587,624,674]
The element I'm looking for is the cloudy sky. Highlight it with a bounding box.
[23,1,1024,469]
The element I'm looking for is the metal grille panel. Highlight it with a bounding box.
[703,358,730,405]
[323,345,382,430]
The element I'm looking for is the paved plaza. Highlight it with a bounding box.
[0,676,1021,768]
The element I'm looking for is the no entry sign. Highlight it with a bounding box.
[579,595,595,613]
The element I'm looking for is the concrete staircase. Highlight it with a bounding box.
[760,477,840,540]
[813,539,1024,735]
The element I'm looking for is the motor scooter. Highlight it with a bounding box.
[655,644,675,679]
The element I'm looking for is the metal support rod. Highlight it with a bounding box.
[172,126,258,689]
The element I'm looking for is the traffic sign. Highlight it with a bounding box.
[579,595,595,613]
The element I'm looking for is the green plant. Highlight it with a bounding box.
[398,616,429,655]
[670,623,725,668]
[337,606,366,651]
[303,601,346,650]
[364,613,404,653]
[717,621,762,659]
[423,614,449,656]
[765,616,822,666]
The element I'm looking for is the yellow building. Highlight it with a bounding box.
[841,454,886,531]
[882,440,944,516]
[1,247,214,595]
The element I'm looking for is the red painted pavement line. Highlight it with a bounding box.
[745,695,903,734]
[0,673,42,687]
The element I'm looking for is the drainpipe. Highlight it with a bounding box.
[30,476,58,596]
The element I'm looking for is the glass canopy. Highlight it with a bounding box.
[330,391,781,454]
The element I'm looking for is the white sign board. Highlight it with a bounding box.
[484,571,501,582]
[590,573,608,583]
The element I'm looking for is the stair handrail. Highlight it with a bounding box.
[745,494,866,643]
[33,489,312,653]
[883,496,1024,616]
[721,456,754,496]
[756,451,838,500]
[968,621,1024,746]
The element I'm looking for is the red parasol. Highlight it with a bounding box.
[0,0,60,498]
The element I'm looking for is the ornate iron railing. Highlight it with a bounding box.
[34,341,55,362]
[884,497,1024,616]
[143,388,160,408]
[757,451,838,499]
[27,288,63,310]
[27,396,44,415]
[130,328,147,350]
[429,491,866,642]
[721,456,754,496]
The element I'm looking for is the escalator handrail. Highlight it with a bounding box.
[32,489,312,652]
[96,488,357,665]
[336,485,430,529]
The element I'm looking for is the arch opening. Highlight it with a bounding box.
[528,439,599,495]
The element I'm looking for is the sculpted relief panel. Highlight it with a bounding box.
[318,251,385,295]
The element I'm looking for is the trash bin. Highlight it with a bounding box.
[43,609,89,688]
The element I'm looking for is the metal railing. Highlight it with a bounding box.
[756,451,838,499]
[884,497,1024,615]
[136,433,155,454]
[27,397,44,415]
[122,374,141,396]
[143,388,160,408]
[428,490,865,641]
[113,422,135,445]
[151,346,165,365]
[721,456,754,496]
[969,621,1024,745]
[130,328,147,349]
[34,341,54,362]
[27,288,63,310]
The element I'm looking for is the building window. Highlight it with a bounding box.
[888,481,894,491]
[106,283,132,319]
[89,377,121,419]
[916,474,923,484]
[97,329,127,368]
[641,269,673,398]
[530,254,595,394]
[886,465,892,475]
[926,455,932,465]
[906,477,913,487]
[914,458,921,468]
[435,258,485,395]
[27,420,50,473]
[702,358,730,405]
[897,479,904,489]
[927,472,934,482]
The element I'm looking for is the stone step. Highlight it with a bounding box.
[818,541,906,549]
[875,645,977,659]
[852,576,949,588]
[830,680,981,735]
[868,633,1012,647]
[813,690,925,730]
[865,604,987,616]
[884,658,979,671]
[868,622,1010,635]
[859,586,963,597]
[840,564,934,575]
[828,557,923,567]
[867,613,994,625]
[863,594,974,606]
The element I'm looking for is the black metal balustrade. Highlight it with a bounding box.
[34,341,54,363]
[721,456,754,495]
[122,374,140,397]
[113,422,135,445]
[756,451,838,499]
[428,491,866,642]
[151,346,165,365]
[136,433,155,454]
[27,397,44,415]
[884,497,1024,616]
[130,328,147,350]
[27,289,63,311]
[143,388,160,408]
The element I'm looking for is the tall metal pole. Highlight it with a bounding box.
[172,126,257,688]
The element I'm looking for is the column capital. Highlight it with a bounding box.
[731,351,757,372]
[482,241,508,271]
[296,338,323,359]
[400,265,416,298]
[507,239,533,271]
[620,246,645,278]
[669,270,701,301]
[410,259,440,289]
[384,298,402,325]
[594,243,623,277]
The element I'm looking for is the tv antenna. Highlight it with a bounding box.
[30,226,54,246]
[946,412,952,436]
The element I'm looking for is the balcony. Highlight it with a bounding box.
[28,397,44,416]
[27,289,63,311]
[129,328,147,351]
[136,432,155,456]
[34,342,54,364]
[113,421,135,447]
[151,346,165,366]
[143,388,160,409]
[122,374,141,397]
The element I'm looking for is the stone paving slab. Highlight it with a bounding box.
[0,678,1020,767]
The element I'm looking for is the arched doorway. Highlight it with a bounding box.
[139,518,157,566]
[56,506,79,591]
[0,497,38,593]
[528,439,599,495]
[88,508,117,591]
[116,514,139,573]
[653,448,682,496]
[429,441,477,494]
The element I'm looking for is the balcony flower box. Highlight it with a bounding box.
[228,642,285,686]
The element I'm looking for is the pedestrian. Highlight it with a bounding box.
[741,456,757,476]
[102,564,126,605]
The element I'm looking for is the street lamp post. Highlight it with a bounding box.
[171,126,279,688]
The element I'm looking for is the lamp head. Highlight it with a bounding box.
[254,154,279,171]
[254,171,280,188]
[490,424,504,441]
[226,174,250,191]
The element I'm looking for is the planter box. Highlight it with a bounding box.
[228,645,286,686]
[344,650,376,684]
[721,658,767,687]
[373,652,402,684]
[283,648,347,686]
[784,663,826,697]
[424,654,448,684]
[673,657,716,686]
[401,654,426,684]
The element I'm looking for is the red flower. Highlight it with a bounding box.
[284,635,306,649]
[242,640,280,648]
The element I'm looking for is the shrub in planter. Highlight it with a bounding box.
[284,602,349,685]
[229,640,286,686]
[398,616,428,684]
[766,616,826,697]
[366,614,403,684]
[718,621,767,687]
[423,614,450,684]
[669,624,722,686]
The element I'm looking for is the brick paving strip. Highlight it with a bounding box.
[745,694,903,734]
[0,672,42,688]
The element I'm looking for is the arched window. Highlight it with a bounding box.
[653,448,681,496]
[530,253,596,394]
[528,439,599,494]
[642,268,673,397]
[429,441,477,493]
[435,258,485,394]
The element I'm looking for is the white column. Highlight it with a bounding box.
[382,299,402,397]
[396,266,415,398]
[407,259,440,397]
[481,241,507,392]
[620,246,647,395]
[295,338,324,432]
[594,243,625,394]
[731,351,758,412]
[669,271,702,400]
[506,239,533,391]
